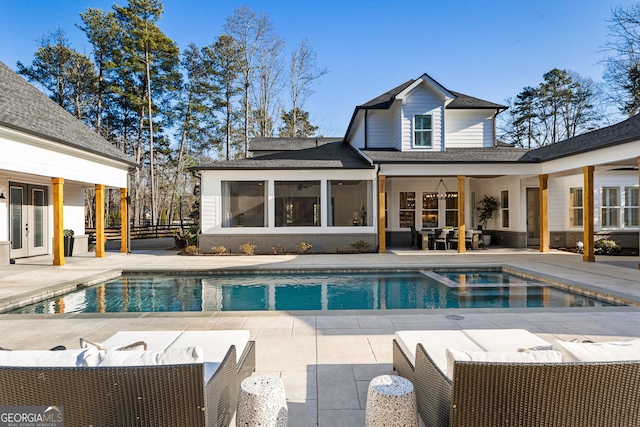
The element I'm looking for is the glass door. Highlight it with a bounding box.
[9,185,27,258]
[526,188,540,246]
[9,182,48,258]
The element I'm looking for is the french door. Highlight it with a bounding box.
[9,182,48,258]
[526,188,540,247]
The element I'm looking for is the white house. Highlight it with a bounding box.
[194,73,639,266]
[0,61,136,265]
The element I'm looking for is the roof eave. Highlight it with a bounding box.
[0,121,139,168]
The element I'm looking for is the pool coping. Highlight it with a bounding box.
[2,264,639,315]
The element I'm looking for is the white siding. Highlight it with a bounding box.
[0,131,129,188]
[548,177,567,231]
[445,110,494,148]
[366,110,394,148]
[400,86,444,151]
[393,105,402,150]
[349,114,365,149]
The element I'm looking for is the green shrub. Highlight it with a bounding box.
[173,226,198,249]
[594,239,620,255]
[240,242,257,255]
[297,241,312,253]
[350,240,370,253]
[272,245,285,255]
[63,229,75,238]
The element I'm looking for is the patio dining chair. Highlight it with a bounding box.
[409,225,420,249]
[465,230,474,249]
[450,229,459,250]
[434,230,449,250]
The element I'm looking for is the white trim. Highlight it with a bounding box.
[412,114,433,149]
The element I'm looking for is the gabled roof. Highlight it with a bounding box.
[194,140,373,170]
[523,113,640,161]
[0,61,135,166]
[345,74,507,140]
[448,91,508,110]
[250,137,343,152]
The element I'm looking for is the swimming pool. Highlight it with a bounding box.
[10,270,619,314]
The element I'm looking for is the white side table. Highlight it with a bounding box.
[365,374,418,427]
[237,374,288,427]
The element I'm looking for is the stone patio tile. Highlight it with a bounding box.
[356,380,369,409]
[257,337,316,371]
[317,364,359,410]
[244,316,295,330]
[317,335,376,364]
[287,399,318,427]
[255,328,293,341]
[390,321,458,331]
[352,364,394,381]
[356,315,395,329]
[318,409,365,427]
[281,368,317,400]
[316,315,359,329]
[212,317,247,329]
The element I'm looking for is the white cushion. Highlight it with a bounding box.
[82,346,203,367]
[462,329,550,352]
[394,330,483,377]
[100,331,183,352]
[166,330,250,364]
[0,349,91,367]
[446,348,562,380]
[553,338,640,362]
[80,337,146,351]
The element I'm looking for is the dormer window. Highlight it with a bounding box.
[414,114,432,148]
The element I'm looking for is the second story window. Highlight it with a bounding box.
[414,115,432,147]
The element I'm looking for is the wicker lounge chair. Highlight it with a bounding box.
[393,330,640,427]
[0,331,256,427]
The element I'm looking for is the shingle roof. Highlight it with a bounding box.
[448,91,507,110]
[0,61,135,166]
[194,140,373,170]
[250,137,343,151]
[359,80,416,109]
[524,113,640,161]
[358,79,506,110]
[362,147,532,163]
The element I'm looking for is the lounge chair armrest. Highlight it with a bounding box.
[414,343,452,427]
[204,345,237,427]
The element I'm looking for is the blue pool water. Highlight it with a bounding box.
[10,271,617,314]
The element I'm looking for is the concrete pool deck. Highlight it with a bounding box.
[1,248,640,426]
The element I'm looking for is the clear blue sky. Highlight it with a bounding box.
[1,0,637,136]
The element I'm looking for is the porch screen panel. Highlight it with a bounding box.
[399,192,415,228]
[10,187,23,250]
[33,188,45,248]
[625,187,639,227]
[329,180,370,226]
[221,181,266,227]
[275,181,321,227]
[422,192,438,228]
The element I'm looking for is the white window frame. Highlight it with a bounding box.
[399,191,416,229]
[569,187,584,228]
[624,186,639,228]
[501,190,510,228]
[601,187,620,229]
[413,114,433,148]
